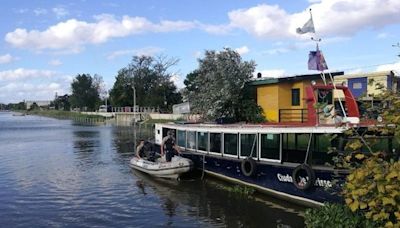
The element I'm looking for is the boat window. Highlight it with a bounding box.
[177,130,186,147]
[317,89,333,105]
[162,128,175,138]
[282,133,310,163]
[343,136,397,155]
[364,137,393,154]
[311,134,335,166]
[260,134,280,160]
[224,133,238,156]
[197,132,208,152]
[291,88,300,106]
[186,131,196,150]
[240,134,257,158]
[210,133,221,154]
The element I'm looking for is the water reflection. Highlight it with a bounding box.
[133,170,305,228]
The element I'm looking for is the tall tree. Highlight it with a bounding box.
[186,48,264,122]
[70,74,101,111]
[109,55,182,112]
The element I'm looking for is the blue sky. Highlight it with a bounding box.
[1,0,400,103]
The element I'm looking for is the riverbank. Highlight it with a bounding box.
[28,110,104,119]
[27,109,176,126]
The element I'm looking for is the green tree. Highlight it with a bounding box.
[186,48,264,122]
[109,55,182,112]
[70,74,101,111]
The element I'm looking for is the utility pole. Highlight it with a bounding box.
[128,69,137,152]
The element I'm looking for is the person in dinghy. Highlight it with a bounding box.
[136,139,156,162]
[160,130,181,162]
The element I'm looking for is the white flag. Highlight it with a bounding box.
[296,17,315,34]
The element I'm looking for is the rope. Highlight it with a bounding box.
[201,153,206,180]
[304,133,313,164]
[249,135,257,158]
[328,72,347,118]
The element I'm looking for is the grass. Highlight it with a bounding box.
[28,110,106,120]
[217,184,256,197]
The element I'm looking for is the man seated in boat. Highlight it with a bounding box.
[136,139,156,162]
[160,130,180,162]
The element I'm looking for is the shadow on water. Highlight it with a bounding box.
[132,170,306,228]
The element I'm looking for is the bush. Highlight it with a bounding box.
[343,155,400,227]
[304,203,377,228]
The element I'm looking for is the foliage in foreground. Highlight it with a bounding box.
[304,203,377,228]
[343,155,400,227]
[307,89,400,227]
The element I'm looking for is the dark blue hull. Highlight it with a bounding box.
[182,152,346,207]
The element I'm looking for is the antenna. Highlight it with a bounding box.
[393,42,400,58]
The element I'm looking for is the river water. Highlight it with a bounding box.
[0,112,305,227]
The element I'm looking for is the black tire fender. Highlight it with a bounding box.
[241,157,257,177]
[292,164,316,190]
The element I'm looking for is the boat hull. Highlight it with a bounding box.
[182,152,346,207]
[130,156,193,179]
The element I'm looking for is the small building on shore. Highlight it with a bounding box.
[25,100,52,110]
[333,70,400,99]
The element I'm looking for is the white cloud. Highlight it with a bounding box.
[193,51,202,58]
[0,54,18,64]
[256,69,286,78]
[52,7,69,19]
[263,48,290,55]
[226,1,400,39]
[15,8,28,14]
[107,46,164,60]
[376,61,400,73]
[170,73,184,89]
[0,82,66,103]
[5,15,196,52]
[34,8,47,16]
[0,68,57,81]
[0,69,71,103]
[235,46,250,55]
[199,23,233,35]
[377,33,388,39]
[6,1,398,54]
[228,4,291,38]
[346,68,364,74]
[48,59,62,66]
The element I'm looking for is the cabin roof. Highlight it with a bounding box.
[157,123,347,134]
[334,70,396,79]
[248,71,344,86]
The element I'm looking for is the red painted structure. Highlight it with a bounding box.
[305,84,360,125]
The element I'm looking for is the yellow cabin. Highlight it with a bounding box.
[249,72,344,122]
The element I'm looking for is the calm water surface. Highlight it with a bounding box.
[0,112,305,227]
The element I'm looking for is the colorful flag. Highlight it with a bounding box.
[308,50,328,71]
[296,17,315,34]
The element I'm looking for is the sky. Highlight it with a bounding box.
[1,0,400,103]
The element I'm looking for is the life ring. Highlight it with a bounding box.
[292,164,316,190]
[241,157,257,177]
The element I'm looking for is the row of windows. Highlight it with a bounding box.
[174,129,335,165]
